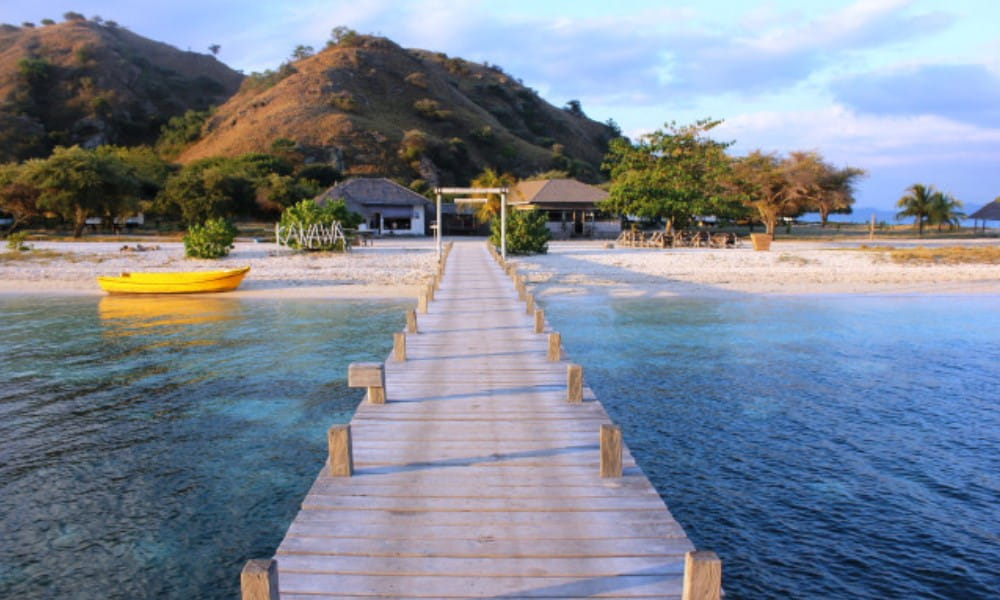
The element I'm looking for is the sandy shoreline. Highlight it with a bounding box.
[0,238,439,299]
[511,239,999,298]
[1,237,997,299]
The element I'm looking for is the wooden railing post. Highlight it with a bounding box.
[393,332,406,361]
[600,424,622,477]
[418,291,428,314]
[525,293,534,315]
[426,281,435,301]
[327,424,353,477]
[534,309,545,334]
[548,332,561,361]
[241,558,279,600]
[406,309,417,334]
[348,362,386,404]
[567,363,582,403]
[682,550,722,600]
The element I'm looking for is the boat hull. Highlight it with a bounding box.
[97,267,250,294]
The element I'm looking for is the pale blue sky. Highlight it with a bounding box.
[7,1,1000,211]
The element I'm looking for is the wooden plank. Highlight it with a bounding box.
[278,573,684,598]
[277,535,694,558]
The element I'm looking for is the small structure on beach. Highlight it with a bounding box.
[315,178,431,236]
[509,179,620,239]
[969,199,1000,232]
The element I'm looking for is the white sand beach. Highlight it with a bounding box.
[1,237,997,298]
[0,238,440,298]
[511,238,1000,298]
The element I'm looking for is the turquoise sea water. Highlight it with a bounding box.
[1,293,998,598]
[544,293,999,599]
[0,295,404,599]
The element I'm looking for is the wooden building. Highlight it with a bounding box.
[316,178,431,236]
[509,179,620,238]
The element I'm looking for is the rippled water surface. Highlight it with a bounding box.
[544,294,999,599]
[2,293,998,599]
[0,295,404,599]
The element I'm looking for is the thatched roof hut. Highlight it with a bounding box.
[968,200,1000,232]
[969,200,1000,221]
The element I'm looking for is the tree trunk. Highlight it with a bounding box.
[820,206,829,227]
[664,217,674,234]
[74,206,87,238]
[765,218,776,236]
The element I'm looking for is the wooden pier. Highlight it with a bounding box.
[242,241,721,599]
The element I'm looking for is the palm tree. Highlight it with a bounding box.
[927,192,964,232]
[896,183,937,236]
[470,168,515,224]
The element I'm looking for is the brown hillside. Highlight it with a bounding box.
[0,19,242,161]
[178,35,617,185]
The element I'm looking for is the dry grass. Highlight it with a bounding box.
[776,253,816,265]
[0,249,104,263]
[857,245,1000,264]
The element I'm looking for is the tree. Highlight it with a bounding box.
[328,26,359,47]
[156,158,254,224]
[156,108,212,159]
[491,207,550,255]
[63,12,86,21]
[22,146,139,237]
[564,100,585,117]
[291,45,314,60]
[600,119,733,233]
[0,162,41,234]
[470,168,516,224]
[813,160,866,227]
[896,183,938,236]
[927,192,964,231]
[208,44,221,56]
[729,150,812,236]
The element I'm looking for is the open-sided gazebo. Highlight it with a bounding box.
[969,200,1000,233]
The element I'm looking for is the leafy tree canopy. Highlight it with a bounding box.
[600,119,734,232]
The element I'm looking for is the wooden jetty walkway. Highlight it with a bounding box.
[241,241,721,599]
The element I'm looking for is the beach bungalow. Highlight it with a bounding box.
[968,199,1000,233]
[315,178,431,236]
[509,179,620,238]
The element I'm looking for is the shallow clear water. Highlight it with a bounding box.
[544,294,1000,599]
[0,295,404,599]
[2,294,998,599]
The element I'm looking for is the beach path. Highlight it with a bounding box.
[272,240,697,598]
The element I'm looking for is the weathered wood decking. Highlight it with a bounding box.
[263,241,713,599]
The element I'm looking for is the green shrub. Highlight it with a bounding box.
[6,231,29,252]
[278,199,361,251]
[490,208,550,255]
[184,218,236,258]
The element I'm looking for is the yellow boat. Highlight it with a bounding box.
[96,266,250,294]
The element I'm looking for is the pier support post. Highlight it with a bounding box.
[327,424,353,477]
[406,309,417,334]
[349,362,386,404]
[241,558,279,600]
[534,309,545,334]
[393,332,406,361]
[525,293,534,315]
[567,363,582,403]
[418,292,428,314]
[600,424,622,478]
[548,332,561,361]
[682,550,722,600]
[426,282,435,302]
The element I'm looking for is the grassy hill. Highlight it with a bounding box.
[178,35,618,185]
[0,18,242,161]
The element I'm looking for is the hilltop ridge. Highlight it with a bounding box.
[0,19,242,161]
[177,35,617,185]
